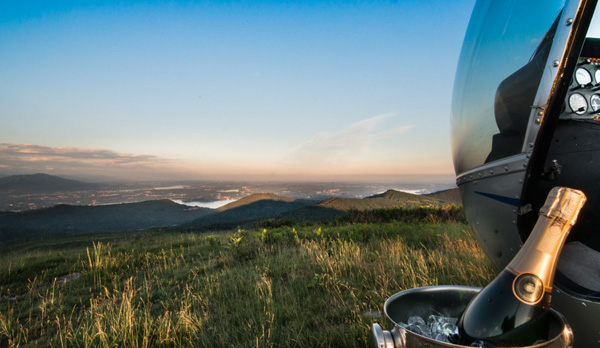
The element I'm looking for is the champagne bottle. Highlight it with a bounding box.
[454,187,586,346]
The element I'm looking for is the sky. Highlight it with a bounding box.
[0,0,476,182]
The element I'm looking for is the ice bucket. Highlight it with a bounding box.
[370,286,574,348]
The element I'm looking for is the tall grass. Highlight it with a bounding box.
[0,221,494,347]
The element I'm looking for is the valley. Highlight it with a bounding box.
[0,174,456,212]
[0,174,459,243]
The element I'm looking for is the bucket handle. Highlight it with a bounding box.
[370,324,406,348]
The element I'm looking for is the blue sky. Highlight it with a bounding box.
[0,0,475,181]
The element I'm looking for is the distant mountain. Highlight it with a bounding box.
[185,193,315,230]
[0,187,463,243]
[186,189,461,229]
[216,193,301,212]
[0,200,212,242]
[277,189,461,224]
[0,173,100,193]
[314,189,449,211]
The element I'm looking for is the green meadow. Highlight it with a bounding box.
[0,214,494,347]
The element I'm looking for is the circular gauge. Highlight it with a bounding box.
[591,94,600,112]
[575,68,592,85]
[569,93,588,114]
[595,69,600,85]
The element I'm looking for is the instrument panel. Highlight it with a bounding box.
[562,57,600,120]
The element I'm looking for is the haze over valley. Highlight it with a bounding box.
[0,173,456,212]
[0,173,459,243]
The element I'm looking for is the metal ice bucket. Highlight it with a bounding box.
[370,286,574,348]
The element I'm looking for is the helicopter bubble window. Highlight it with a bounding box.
[587,5,600,38]
[451,0,565,175]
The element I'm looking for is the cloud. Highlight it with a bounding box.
[282,113,414,165]
[0,143,177,180]
[1,143,160,163]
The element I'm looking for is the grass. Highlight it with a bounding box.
[0,220,494,347]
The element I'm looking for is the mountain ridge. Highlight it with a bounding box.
[216,193,306,212]
[185,193,316,230]
[185,188,461,229]
[314,188,454,212]
[0,199,212,242]
[0,180,461,242]
[0,173,99,193]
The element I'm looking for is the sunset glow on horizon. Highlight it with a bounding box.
[1,0,475,182]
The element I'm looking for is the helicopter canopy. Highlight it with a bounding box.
[451,0,565,175]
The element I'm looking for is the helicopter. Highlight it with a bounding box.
[452,0,600,346]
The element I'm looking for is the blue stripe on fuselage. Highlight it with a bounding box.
[474,191,520,207]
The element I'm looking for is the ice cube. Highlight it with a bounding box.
[470,339,495,347]
[400,314,460,341]
[407,324,426,336]
[408,316,426,326]
[441,322,458,335]
[435,333,449,342]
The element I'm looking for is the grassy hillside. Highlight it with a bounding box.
[0,216,493,347]
[425,188,462,205]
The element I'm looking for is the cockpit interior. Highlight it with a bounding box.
[528,37,600,301]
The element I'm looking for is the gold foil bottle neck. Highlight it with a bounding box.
[508,187,586,300]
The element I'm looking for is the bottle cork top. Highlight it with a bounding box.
[539,187,587,227]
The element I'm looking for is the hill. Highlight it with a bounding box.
[424,187,461,205]
[277,205,347,223]
[0,173,99,193]
[216,193,303,212]
[0,199,212,242]
[315,189,454,211]
[186,193,315,230]
[186,189,461,228]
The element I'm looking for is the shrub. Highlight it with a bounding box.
[254,219,294,229]
[228,229,262,261]
[259,227,300,246]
